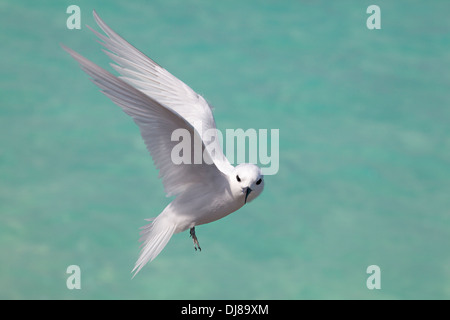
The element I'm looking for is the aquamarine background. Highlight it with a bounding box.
[1,0,449,299]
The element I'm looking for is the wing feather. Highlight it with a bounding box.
[62,45,225,197]
[90,10,233,175]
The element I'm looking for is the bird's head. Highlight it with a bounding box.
[231,163,264,204]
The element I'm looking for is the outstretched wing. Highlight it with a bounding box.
[63,45,226,197]
[89,10,233,175]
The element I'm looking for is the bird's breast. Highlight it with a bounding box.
[171,185,245,230]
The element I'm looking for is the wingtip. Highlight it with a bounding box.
[60,43,77,58]
[131,265,141,279]
[60,43,73,55]
[92,9,101,24]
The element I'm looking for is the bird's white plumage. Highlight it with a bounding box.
[63,11,264,277]
[89,11,233,177]
[62,45,224,198]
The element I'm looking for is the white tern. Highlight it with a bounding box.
[62,11,265,276]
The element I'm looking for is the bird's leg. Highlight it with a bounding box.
[190,227,201,251]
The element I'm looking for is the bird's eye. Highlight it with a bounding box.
[236,175,241,182]
[256,178,262,185]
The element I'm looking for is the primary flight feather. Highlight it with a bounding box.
[63,10,265,277]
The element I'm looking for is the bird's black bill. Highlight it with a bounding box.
[245,187,252,204]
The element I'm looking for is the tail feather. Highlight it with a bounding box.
[132,217,176,277]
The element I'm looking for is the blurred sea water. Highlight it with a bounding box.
[1,0,449,299]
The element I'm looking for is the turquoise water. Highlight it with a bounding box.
[1,0,449,299]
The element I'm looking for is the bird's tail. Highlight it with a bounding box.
[132,216,176,277]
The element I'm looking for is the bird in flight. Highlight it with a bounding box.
[63,11,265,277]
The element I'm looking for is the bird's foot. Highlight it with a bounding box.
[190,227,201,251]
